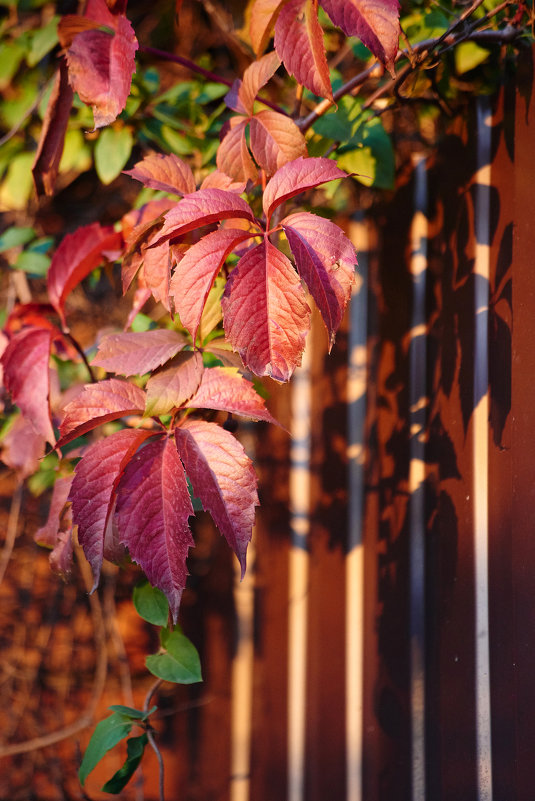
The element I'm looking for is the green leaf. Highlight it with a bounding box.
[0,152,34,211]
[94,127,134,185]
[26,16,59,67]
[101,734,148,794]
[133,580,169,627]
[455,42,490,75]
[0,226,35,251]
[14,251,50,276]
[79,712,134,785]
[59,129,92,174]
[108,704,157,720]
[337,115,395,190]
[0,42,26,90]
[146,629,202,684]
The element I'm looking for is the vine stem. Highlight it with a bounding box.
[144,678,165,801]
[64,331,97,383]
[140,46,288,116]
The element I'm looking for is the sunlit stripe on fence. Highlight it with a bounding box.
[346,216,369,801]
[409,154,428,801]
[473,96,493,801]
[288,343,312,801]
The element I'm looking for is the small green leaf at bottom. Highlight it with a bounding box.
[133,580,169,626]
[79,712,133,785]
[101,733,149,794]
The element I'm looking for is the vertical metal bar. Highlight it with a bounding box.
[346,217,368,801]
[473,96,493,801]
[409,155,428,801]
[288,344,312,801]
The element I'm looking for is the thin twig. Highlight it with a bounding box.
[0,482,22,586]
[64,331,96,383]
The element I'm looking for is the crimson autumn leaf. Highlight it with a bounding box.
[145,351,204,417]
[281,211,357,345]
[60,0,139,129]
[175,419,258,577]
[262,156,347,222]
[124,153,196,196]
[47,223,122,329]
[170,227,255,342]
[153,189,256,246]
[116,436,194,621]
[274,0,333,101]
[57,378,146,448]
[0,414,47,478]
[32,58,74,197]
[35,475,74,548]
[222,239,310,381]
[187,367,280,425]
[1,328,55,445]
[70,428,156,591]
[320,0,400,75]
[121,199,172,294]
[92,329,188,376]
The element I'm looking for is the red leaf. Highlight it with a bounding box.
[142,239,171,311]
[274,0,332,100]
[188,367,280,425]
[32,58,74,198]
[35,475,74,547]
[320,0,400,74]
[216,118,258,183]
[262,156,347,222]
[175,419,258,576]
[170,227,255,341]
[116,436,194,621]
[222,240,310,381]
[249,109,307,177]
[70,428,155,590]
[228,51,281,116]
[49,529,74,578]
[63,0,138,129]
[57,378,146,448]
[92,329,187,376]
[1,328,55,444]
[153,189,256,247]
[0,414,47,478]
[124,153,196,196]
[249,0,288,55]
[48,223,122,329]
[145,351,204,416]
[282,211,357,344]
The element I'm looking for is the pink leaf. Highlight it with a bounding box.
[63,0,139,129]
[175,419,258,576]
[216,118,258,183]
[282,211,357,344]
[275,0,332,100]
[49,529,74,577]
[249,0,287,55]
[57,378,146,448]
[70,428,155,590]
[1,328,55,445]
[222,240,310,381]
[116,436,194,621]
[153,189,256,246]
[48,222,122,328]
[125,287,152,329]
[249,109,307,177]
[141,239,171,311]
[145,351,204,416]
[92,329,187,376]
[0,414,47,478]
[200,170,247,193]
[262,156,347,222]
[170,227,255,342]
[233,51,281,116]
[188,367,280,425]
[320,0,400,74]
[124,153,196,196]
[35,475,74,547]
